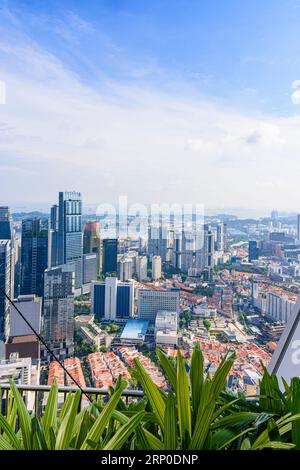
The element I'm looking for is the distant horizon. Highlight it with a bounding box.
[5,201,299,221]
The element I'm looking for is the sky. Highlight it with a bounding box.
[1,0,300,216]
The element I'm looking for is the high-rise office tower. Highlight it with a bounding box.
[102,238,118,275]
[20,218,48,297]
[158,225,168,263]
[172,233,182,270]
[216,223,225,252]
[193,225,214,276]
[181,230,195,273]
[49,204,59,268]
[147,214,171,263]
[152,255,162,280]
[147,221,160,261]
[0,240,13,339]
[297,214,300,242]
[0,206,15,300]
[83,221,102,275]
[13,238,21,298]
[0,207,13,240]
[249,240,260,262]
[136,255,148,281]
[204,226,215,269]
[91,277,134,321]
[43,264,75,360]
[50,192,83,289]
[82,253,98,284]
[166,229,174,264]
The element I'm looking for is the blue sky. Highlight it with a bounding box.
[8,0,300,114]
[1,0,300,214]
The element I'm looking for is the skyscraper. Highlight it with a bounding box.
[43,264,75,360]
[147,222,160,260]
[20,218,48,297]
[50,192,83,289]
[91,277,134,321]
[172,233,182,270]
[102,239,118,275]
[181,230,195,273]
[83,221,102,275]
[136,255,148,281]
[192,224,215,276]
[297,214,300,242]
[82,253,98,284]
[249,240,260,262]
[147,216,172,264]
[0,206,15,304]
[204,226,215,270]
[49,204,59,268]
[216,223,225,252]
[0,240,13,339]
[0,207,13,240]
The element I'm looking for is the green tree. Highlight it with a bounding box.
[183,309,191,325]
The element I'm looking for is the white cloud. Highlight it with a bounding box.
[291,80,300,104]
[0,10,300,213]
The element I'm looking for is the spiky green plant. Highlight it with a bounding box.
[1,346,300,450]
[132,345,300,450]
[218,363,300,449]
[0,376,144,450]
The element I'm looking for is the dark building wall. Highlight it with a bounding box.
[248,240,260,262]
[116,285,131,318]
[20,218,48,297]
[102,239,118,274]
[93,284,105,320]
[5,336,40,361]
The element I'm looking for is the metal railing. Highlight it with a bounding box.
[0,383,144,417]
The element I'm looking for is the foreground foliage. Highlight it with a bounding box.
[1,345,300,450]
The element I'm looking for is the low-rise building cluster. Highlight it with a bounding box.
[88,352,114,388]
[48,357,86,389]
[48,361,65,386]
[64,357,86,388]
[117,346,166,388]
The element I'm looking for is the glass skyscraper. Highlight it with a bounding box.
[102,238,118,275]
[0,207,14,340]
[0,207,13,240]
[0,240,13,339]
[50,191,83,288]
[20,218,48,298]
[83,220,102,275]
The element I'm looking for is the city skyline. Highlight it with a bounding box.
[2,2,300,454]
[1,1,300,211]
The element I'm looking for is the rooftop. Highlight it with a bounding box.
[120,319,149,341]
